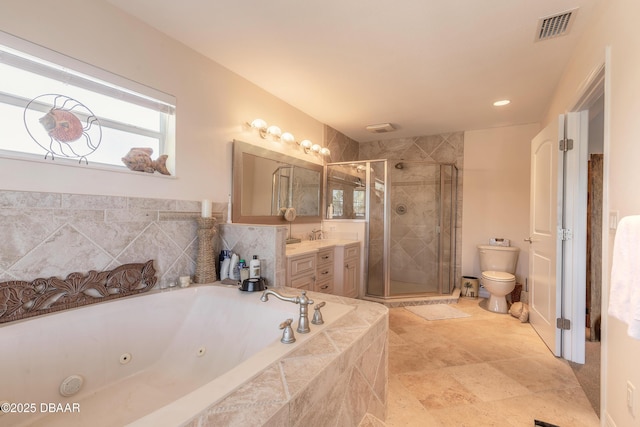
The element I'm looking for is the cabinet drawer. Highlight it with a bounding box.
[314,279,334,294]
[317,248,334,266]
[317,265,334,280]
[288,254,316,277]
[343,244,360,260]
[290,275,314,290]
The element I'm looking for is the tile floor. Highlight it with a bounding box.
[383,298,600,427]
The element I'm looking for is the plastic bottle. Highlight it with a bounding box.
[229,253,239,280]
[249,255,261,279]
[327,204,333,219]
[220,257,231,280]
[236,259,246,281]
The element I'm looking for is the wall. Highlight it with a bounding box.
[0,189,225,287]
[542,1,640,425]
[461,124,539,295]
[0,0,324,205]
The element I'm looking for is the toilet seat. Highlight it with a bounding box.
[481,270,515,282]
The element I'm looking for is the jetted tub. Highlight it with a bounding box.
[0,284,375,427]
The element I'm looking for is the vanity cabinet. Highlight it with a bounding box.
[286,253,316,291]
[334,242,360,298]
[285,241,359,297]
[314,247,335,294]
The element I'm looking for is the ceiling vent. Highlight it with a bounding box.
[365,123,396,133]
[535,8,577,42]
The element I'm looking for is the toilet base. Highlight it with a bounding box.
[487,294,509,313]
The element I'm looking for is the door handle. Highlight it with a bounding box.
[524,237,534,243]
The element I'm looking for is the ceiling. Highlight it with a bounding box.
[106,0,599,142]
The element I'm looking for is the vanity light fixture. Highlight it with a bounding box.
[246,118,330,157]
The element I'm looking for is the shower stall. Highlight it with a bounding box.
[326,159,458,299]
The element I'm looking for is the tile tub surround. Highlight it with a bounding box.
[0,189,225,287]
[181,289,388,427]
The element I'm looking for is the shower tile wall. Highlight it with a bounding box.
[359,133,464,292]
[325,125,360,162]
[0,189,226,287]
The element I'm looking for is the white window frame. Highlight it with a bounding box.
[0,31,176,173]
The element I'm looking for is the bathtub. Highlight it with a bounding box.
[0,284,388,426]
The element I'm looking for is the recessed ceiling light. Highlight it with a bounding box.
[493,100,511,107]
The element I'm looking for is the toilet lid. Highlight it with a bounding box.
[482,270,515,282]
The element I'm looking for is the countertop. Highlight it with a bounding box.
[285,239,360,257]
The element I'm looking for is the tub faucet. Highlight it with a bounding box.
[260,290,314,333]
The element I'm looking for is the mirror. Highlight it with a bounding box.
[232,140,323,224]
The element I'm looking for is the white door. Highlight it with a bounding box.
[528,116,564,356]
[528,113,588,362]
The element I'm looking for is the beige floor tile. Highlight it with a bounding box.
[397,369,480,410]
[490,355,580,393]
[388,345,447,374]
[489,387,600,427]
[429,402,518,427]
[446,363,532,402]
[386,376,440,427]
[383,299,599,427]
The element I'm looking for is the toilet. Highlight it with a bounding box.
[478,245,520,313]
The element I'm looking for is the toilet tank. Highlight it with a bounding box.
[478,245,520,274]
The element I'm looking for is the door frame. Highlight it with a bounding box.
[562,63,606,363]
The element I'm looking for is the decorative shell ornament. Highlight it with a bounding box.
[283,207,297,222]
[121,147,171,175]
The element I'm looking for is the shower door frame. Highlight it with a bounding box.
[325,159,458,299]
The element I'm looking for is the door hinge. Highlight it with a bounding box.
[559,138,574,151]
[557,318,571,330]
[560,228,573,240]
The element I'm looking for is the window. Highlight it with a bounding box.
[353,189,365,217]
[0,32,175,170]
[332,189,344,217]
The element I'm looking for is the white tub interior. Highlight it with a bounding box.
[0,284,354,427]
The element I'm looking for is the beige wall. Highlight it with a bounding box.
[461,124,539,289]
[0,0,324,205]
[543,1,640,425]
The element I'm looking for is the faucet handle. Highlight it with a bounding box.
[279,318,296,344]
[312,301,326,325]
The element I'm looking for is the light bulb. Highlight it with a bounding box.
[266,125,282,139]
[311,144,321,153]
[281,132,295,144]
[320,147,331,156]
[250,118,267,130]
[300,139,312,149]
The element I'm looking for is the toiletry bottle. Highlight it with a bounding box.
[237,259,246,281]
[220,252,231,280]
[250,255,261,279]
[229,253,239,280]
[327,204,333,219]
